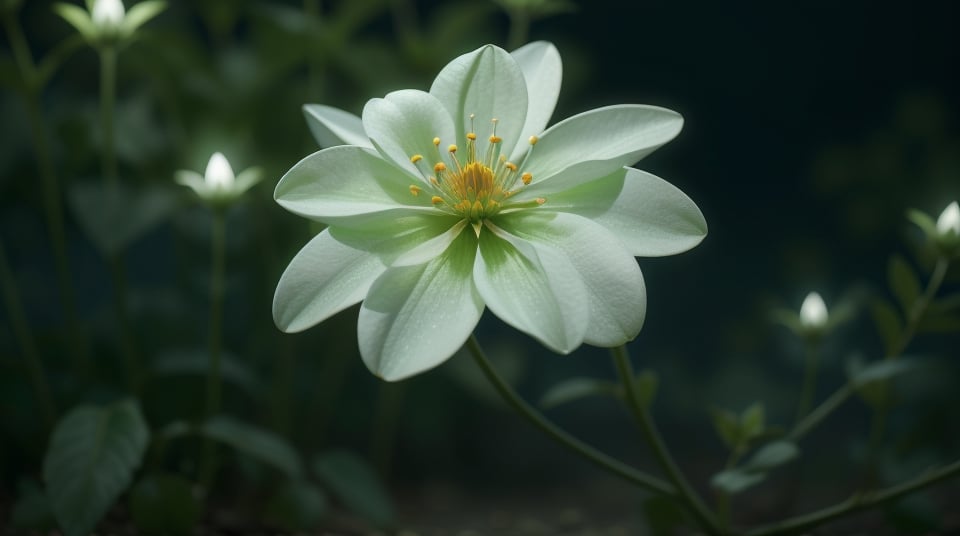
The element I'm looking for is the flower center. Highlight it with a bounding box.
[408,115,544,226]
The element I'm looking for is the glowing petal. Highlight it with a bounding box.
[800,292,828,329]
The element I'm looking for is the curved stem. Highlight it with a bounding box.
[746,459,960,536]
[465,334,675,496]
[611,345,724,536]
[200,209,226,486]
[788,384,853,442]
[3,11,87,378]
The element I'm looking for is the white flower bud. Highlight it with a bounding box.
[204,152,235,188]
[936,201,959,237]
[799,292,828,329]
[91,0,125,28]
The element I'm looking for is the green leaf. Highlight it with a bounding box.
[635,369,659,408]
[929,293,960,315]
[153,349,262,397]
[128,474,201,536]
[538,377,619,409]
[52,3,97,40]
[262,480,328,531]
[742,440,799,471]
[202,417,303,479]
[907,209,939,237]
[68,182,179,256]
[888,255,922,315]
[849,359,917,387]
[11,479,56,531]
[771,308,803,335]
[871,298,902,356]
[121,0,166,35]
[43,400,150,536]
[917,313,960,334]
[313,449,394,528]
[711,469,767,494]
[642,495,689,536]
[740,402,765,442]
[709,408,740,449]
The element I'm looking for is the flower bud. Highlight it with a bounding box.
[936,201,959,237]
[204,152,235,189]
[91,0,125,29]
[799,292,828,330]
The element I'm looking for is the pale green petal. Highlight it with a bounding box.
[429,44,529,159]
[232,167,263,196]
[541,167,707,257]
[496,211,646,346]
[362,90,455,178]
[474,222,587,353]
[392,220,468,267]
[174,170,207,197]
[509,41,561,162]
[330,213,464,261]
[522,105,683,194]
[303,104,372,149]
[120,0,165,36]
[358,231,482,381]
[53,3,98,40]
[275,145,431,224]
[273,229,387,333]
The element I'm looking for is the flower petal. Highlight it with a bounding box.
[509,41,562,161]
[542,167,707,257]
[358,231,483,381]
[430,44,529,159]
[273,229,387,333]
[303,104,372,149]
[522,105,683,194]
[174,170,207,197]
[474,222,588,353]
[274,145,431,225]
[495,211,646,346]
[362,90,456,178]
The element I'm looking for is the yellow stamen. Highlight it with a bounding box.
[504,162,517,172]
[466,133,477,141]
[521,172,532,185]
[489,135,502,144]
[448,144,458,153]
[529,135,539,145]
[431,196,444,205]
[410,154,423,163]
[434,162,446,173]
[432,137,440,146]
[409,185,422,196]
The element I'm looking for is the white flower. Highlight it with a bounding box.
[176,152,262,206]
[936,201,959,237]
[799,292,828,330]
[53,0,166,44]
[91,0,124,29]
[274,42,707,381]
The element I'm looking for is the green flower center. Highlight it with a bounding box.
[408,116,543,224]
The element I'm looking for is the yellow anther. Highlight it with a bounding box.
[489,135,502,144]
[466,132,477,141]
[535,197,546,205]
[434,162,446,173]
[433,137,441,146]
[521,172,533,185]
[429,177,439,186]
[410,154,423,163]
[505,162,517,172]
[409,185,422,196]
[529,135,539,145]
[448,144,458,153]
[431,196,444,205]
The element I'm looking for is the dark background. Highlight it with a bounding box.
[2,0,959,532]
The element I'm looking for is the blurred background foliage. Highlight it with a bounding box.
[1,0,959,533]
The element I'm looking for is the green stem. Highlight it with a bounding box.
[788,384,853,442]
[200,209,226,486]
[506,8,530,50]
[611,345,724,536]
[745,459,960,536]
[465,334,675,496]
[794,342,820,426]
[99,46,118,186]
[867,256,950,479]
[0,239,56,428]
[3,11,87,377]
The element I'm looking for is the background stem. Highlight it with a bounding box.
[0,239,57,428]
[794,341,820,426]
[201,209,226,486]
[99,46,118,186]
[465,334,675,496]
[611,345,723,535]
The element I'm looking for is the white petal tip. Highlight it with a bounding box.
[205,152,235,188]
[936,201,960,235]
[92,0,125,26]
[800,292,828,328]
